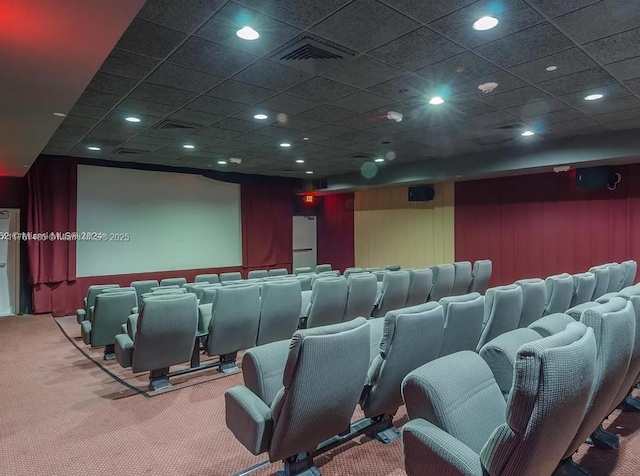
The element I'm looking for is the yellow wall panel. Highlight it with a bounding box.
[354,183,455,269]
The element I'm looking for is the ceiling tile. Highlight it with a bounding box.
[465,110,520,127]
[337,130,382,142]
[115,19,186,59]
[479,86,551,109]
[86,121,141,141]
[206,80,277,105]
[127,125,191,141]
[369,27,463,71]
[75,90,121,109]
[116,98,176,117]
[430,0,543,49]
[129,82,198,107]
[559,82,631,106]
[310,0,419,52]
[147,63,224,93]
[50,124,91,142]
[310,124,357,137]
[594,107,640,124]
[129,134,176,146]
[86,72,138,96]
[97,49,160,80]
[60,115,99,129]
[235,0,351,29]
[367,75,431,101]
[504,98,568,118]
[168,108,225,126]
[583,27,640,65]
[474,23,573,68]
[524,0,599,18]
[550,117,607,133]
[168,37,258,76]
[331,91,394,112]
[275,116,326,131]
[214,117,262,133]
[577,95,640,116]
[177,133,223,146]
[455,70,528,98]
[251,125,297,138]
[507,47,597,83]
[104,110,159,126]
[529,108,590,125]
[136,0,226,32]
[298,105,357,122]
[383,0,475,23]
[187,96,247,116]
[321,55,404,89]
[554,0,640,44]
[414,51,500,85]
[451,99,497,117]
[626,77,640,95]
[232,133,272,145]
[233,59,312,90]
[606,56,640,81]
[255,94,320,115]
[196,2,302,56]
[285,77,358,103]
[608,117,640,130]
[538,67,617,96]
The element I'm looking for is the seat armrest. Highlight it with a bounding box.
[402,419,483,476]
[198,304,213,334]
[528,313,575,337]
[242,340,290,406]
[89,306,95,322]
[120,323,127,335]
[76,308,86,324]
[127,314,139,340]
[80,320,92,345]
[131,306,139,314]
[115,334,134,369]
[225,386,273,455]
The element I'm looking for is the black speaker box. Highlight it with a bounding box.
[575,166,615,190]
[408,185,435,202]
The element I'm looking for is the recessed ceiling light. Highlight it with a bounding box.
[295,159,305,164]
[472,16,499,31]
[280,142,291,148]
[125,117,141,123]
[303,137,309,141]
[429,96,445,105]
[217,160,227,165]
[306,171,313,174]
[236,26,259,40]
[87,146,101,151]
[546,65,558,71]
[253,114,268,120]
[585,94,604,101]
[183,144,195,149]
[53,112,66,117]
[374,158,385,163]
[521,130,535,137]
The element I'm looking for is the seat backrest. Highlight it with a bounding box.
[570,272,596,306]
[102,286,136,295]
[132,294,198,372]
[206,285,261,356]
[343,273,377,321]
[373,270,388,282]
[605,263,623,293]
[386,264,401,271]
[315,264,332,273]
[268,318,370,462]
[160,277,187,287]
[220,271,242,283]
[268,268,288,277]
[562,297,635,459]
[480,323,597,476]
[257,280,302,346]
[451,261,472,296]
[362,303,444,418]
[543,273,573,315]
[91,291,138,346]
[199,285,222,304]
[86,284,120,310]
[438,292,484,356]
[405,268,433,306]
[294,267,312,275]
[130,280,158,305]
[476,284,523,350]
[248,269,268,279]
[589,265,611,299]
[429,264,455,301]
[296,274,313,291]
[469,259,492,295]
[306,277,349,329]
[195,273,219,284]
[515,278,546,328]
[373,270,411,317]
[620,260,637,289]
[344,267,364,279]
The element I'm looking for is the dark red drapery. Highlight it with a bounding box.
[317,193,355,272]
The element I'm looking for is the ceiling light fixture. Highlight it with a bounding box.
[374,158,385,163]
[478,82,498,93]
[236,26,260,40]
[306,171,313,174]
[521,130,535,137]
[253,114,268,120]
[53,112,66,117]
[183,144,195,149]
[546,65,558,71]
[280,142,291,148]
[125,116,141,123]
[87,146,101,151]
[217,160,227,165]
[585,93,604,101]
[472,16,499,31]
[295,159,305,164]
[429,96,445,105]
[303,137,309,141]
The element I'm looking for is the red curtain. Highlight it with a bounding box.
[455,165,640,286]
[27,156,78,313]
[317,193,355,272]
[241,184,294,272]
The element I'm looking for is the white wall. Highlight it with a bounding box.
[76,165,242,277]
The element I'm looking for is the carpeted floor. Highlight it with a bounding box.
[1,314,639,475]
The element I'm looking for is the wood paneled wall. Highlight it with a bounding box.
[354,183,455,269]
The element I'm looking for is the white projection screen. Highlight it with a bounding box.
[76,165,242,277]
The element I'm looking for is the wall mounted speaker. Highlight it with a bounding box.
[408,185,435,202]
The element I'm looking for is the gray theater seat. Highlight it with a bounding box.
[468,259,492,295]
[405,268,433,306]
[220,271,242,283]
[150,285,179,291]
[344,267,364,279]
[160,277,187,287]
[315,264,332,273]
[373,271,410,318]
[543,273,573,316]
[386,264,401,271]
[439,293,484,357]
[305,277,348,329]
[130,280,159,305]
[360,303,444,442]
[429,264,455,302]
[476,284,523,351]
[76,284,120,324]
[296,274,313,292]
[570,272,596,307]
[589,265,611,300]
[81,291,137,360]
[225,318,370,474]
[402,323,596,476]
[343,273,377,321]
[268,268,288,277]
[605,262,623,293]
[293,267,312,275]
[198,285,222,305]
[115,294,199,390]
[620,260,637,289]
[256,280,301,346]
[515,278,546,328]
[102,286,136,295]
[248,269,268,279]
[195,273,219,284]
[365,267,382,273]
[451,261,472,296]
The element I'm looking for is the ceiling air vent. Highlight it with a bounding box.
[491,122,525,130]
[153,119,203,130]
[269,35,356,75]
[113,147,148,155]
[348,153,375,160]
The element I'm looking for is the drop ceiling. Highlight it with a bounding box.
[41,0,640,180]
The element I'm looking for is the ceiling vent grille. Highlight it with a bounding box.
[491,122,525,130]
[281,44,343,61]
[153,119,203,130]
[113,147,148,155]
[270,35,355,75]
[348,153,375,160]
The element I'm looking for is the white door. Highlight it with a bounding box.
[292,216,317,271]
[0,209,20,317]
